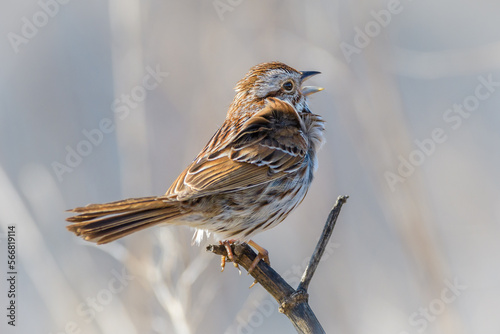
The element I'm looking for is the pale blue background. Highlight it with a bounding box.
[1,0,499,333]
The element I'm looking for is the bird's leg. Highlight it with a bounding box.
[219,240,240,274]
[247,240,270,288]
[247,240,270,272]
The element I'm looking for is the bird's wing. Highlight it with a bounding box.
[165,98,308,200]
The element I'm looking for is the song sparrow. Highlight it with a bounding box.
[66,61,325,272]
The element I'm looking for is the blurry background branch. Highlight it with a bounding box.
[208,195,348,334]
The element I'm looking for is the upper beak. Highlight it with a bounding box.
[300,71,323,96]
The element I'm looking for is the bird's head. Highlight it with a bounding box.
[232,62,323,114]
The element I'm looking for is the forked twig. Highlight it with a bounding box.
[207,195,349,333]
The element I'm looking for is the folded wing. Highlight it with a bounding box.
[166,98,308,200]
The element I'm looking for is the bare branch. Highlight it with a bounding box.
[207,195,348,333]
[298,195,349,292]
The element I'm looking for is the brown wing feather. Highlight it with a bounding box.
[165,98,308,200]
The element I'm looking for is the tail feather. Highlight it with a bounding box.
[66,196,168,222]
[66,197,183,244]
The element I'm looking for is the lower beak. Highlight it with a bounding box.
[300,71,323,96]
[302,86,324,96]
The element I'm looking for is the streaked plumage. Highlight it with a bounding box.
[66,62,325,265]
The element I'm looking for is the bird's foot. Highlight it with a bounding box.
[220,240,241,274]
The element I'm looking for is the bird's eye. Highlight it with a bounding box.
[282,81,294,92]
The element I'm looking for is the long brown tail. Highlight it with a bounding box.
[66,196,183,244]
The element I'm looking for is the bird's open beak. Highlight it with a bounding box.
[300,71,323,96]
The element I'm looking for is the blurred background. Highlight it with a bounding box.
[1,0,499,333]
